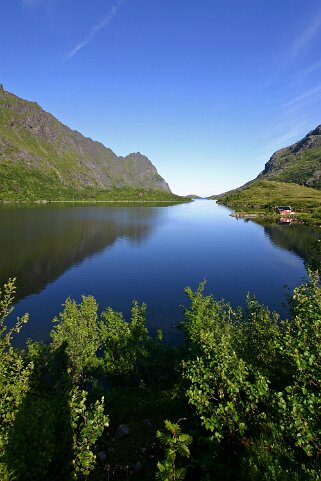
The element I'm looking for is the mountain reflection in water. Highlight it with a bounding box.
[263,222,321,269]
[0,204,170,302]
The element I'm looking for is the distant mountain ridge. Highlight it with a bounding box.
[185,194,202,199]
[0,85,171,200]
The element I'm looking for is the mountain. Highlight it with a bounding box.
[0,85,172,200]
[210,125,321,224]
[210,124,321,201]
[257,125,321,188]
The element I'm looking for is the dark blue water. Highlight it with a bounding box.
[1,200,317,344]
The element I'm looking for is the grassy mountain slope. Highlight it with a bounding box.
[257,125,321,188]
[217,180,321,224]
[209,124,321,201]
[217,180,321,208]
[0,86,177,201]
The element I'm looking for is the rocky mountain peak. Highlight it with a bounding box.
[308,125,321,136]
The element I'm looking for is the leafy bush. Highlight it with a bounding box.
[0,282,109,480]
[70,387,109,478]
[50,295,101,380]
[99,301,149,377]
[181,278,321,479]
[182,284,270,441]
[0,279,31,480]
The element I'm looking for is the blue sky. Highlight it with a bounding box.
[2,0,321,196]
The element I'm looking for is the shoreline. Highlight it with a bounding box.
[0,199,191,205]
[224,207,321,226]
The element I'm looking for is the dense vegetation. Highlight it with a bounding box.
[1,274,321,480]
[216,180,321,224]
[0,176,189,203]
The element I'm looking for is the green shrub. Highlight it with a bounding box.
[99,301,149,377]
[50,296,101,380]
[181,278,321,478]
[156,420,192,481]
[0,279,31,480]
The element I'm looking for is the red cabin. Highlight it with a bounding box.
[275,206,292,215]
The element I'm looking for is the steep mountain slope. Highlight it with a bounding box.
[0,85,171,200]
[210,124,321,201]
[257,125,321,188]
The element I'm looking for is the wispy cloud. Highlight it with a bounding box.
[260,10,321,92]
[282,83,321,109]
[260,122,310,156]
[67,0,125,60]
[291,60,321,83]
[289,10,321,59]
[256,79,321,166]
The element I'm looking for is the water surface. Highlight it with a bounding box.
[1,200,319,344]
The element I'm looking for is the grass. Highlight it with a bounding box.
[0,162,189,203]
[216,180,321,224]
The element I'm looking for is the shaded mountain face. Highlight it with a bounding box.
[0,86,170,198]
[258,125,321,189]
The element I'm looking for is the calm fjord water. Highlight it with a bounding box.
[1,200,318,344]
